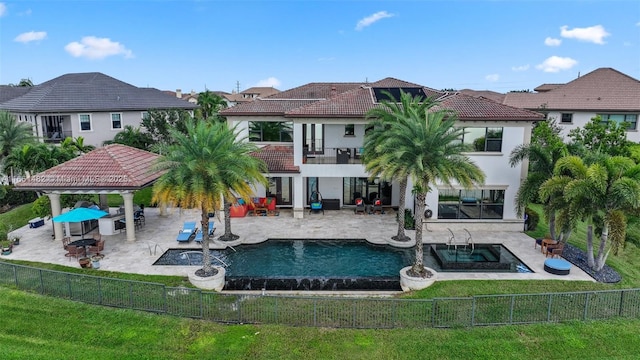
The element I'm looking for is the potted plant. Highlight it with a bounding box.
[78,257,91,268]
[90,254,103,269]
[0,240,13,255]
[10,235,20,246]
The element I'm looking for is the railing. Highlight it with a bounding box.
[303,147,363,165]
[43,131,73,143]
[1,261,638,328]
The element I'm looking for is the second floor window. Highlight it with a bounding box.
[561,113,573,123]
[345,124,354,136]
[599,114,638,130]
[458,127,503,152]
[249,121,293,142]
[79,114,92,131]
[111,113,122,129]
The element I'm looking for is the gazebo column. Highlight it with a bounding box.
[48,193,63,242]
[122,192,136,242]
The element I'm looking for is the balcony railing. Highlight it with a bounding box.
[43,131,73,143]
[303,147,363,164]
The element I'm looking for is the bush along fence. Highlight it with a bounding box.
[1,261,639,328]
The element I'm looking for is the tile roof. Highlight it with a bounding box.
[0,72,198,113]
[503,68,640,111]
[0,86,31,103]
[14,144,163,191]
[251,145,299,173]
[459,89,506,103]
[223,77,542,121]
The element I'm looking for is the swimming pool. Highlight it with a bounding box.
[154,239,530,290]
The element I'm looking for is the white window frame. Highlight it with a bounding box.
[79,114,92,132]
[141,111,148,121]
[111,113,123,130]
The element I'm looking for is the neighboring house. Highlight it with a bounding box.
[0,72,198,147]
[503,68,640,142]
[459,89,506,103]
[223,87,281,106]
[220,78,544,231]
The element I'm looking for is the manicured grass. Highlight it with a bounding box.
[0,203,35,232]
[0,287,638,359]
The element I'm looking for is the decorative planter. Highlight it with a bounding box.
[188,266,226,291]
[1,247,12,256]
[91,258,101,270]
[399,266,437,292]
[78,257,91,268]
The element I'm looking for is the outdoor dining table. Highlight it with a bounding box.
[68,238,96,255]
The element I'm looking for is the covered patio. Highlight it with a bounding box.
[14,144,164,243]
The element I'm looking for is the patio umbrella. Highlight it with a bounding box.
[53,208,108,239]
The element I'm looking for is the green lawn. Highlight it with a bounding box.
[0,287,638,360]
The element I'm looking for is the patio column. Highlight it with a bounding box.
[122,192,136,242]
[292,175,304,219]
[48,193,63,242]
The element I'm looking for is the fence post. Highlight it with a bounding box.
[39,268,45,295]
[431,299,437,327]
[12,265,18,287]
[67,273,72,298]
[163,285,168,313]
[509,295,515,324]
[352,300,357,328]
[199,290,203,319]
[313,298,317,327]
[618,290,626,317]
[97,278,102,305]
[547,293,553,322]
[275,297,278,324]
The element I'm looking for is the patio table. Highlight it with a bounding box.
[68,238,96,255]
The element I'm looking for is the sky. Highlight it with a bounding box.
[1,0,639,94]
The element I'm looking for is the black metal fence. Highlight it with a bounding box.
[1,261,638,328]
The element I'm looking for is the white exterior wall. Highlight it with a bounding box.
[547,111,640,142]
[72,111,149,147]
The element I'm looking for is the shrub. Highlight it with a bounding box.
[0,186,37,207]
[32,196,52,218]
[525,206,540,231]
[404,209,415,230]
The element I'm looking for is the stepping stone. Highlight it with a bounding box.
[544,258,571,275]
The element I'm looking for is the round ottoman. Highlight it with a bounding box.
[544,258,571,275]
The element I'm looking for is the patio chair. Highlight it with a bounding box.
[66,245,86,260]
[545,242,565,258]
[371,198,384,214]
[309,191,324,215]
[195,222,215,243]
[354,198,366,215]
[62,237,71,250]
[176,221,197,242]
[88,239,105,256]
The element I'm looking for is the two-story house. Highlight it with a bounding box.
[503,68,640,142]
[0,72,198,147]
[221,78,544,231]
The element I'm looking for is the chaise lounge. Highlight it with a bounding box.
[176,221,197,242]
[195,221,215,242]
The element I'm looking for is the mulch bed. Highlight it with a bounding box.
[561,243,622,283]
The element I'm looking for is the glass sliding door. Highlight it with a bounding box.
[266,177,292,206]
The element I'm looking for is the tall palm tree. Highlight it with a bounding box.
[0,111,35,184]
[541,155,640,271]
[153,121,267,276]
[509,120,568,239]
[197,90,228,122]
[372,100,485,277]
[364,91,438,242]
[60,136,95,155]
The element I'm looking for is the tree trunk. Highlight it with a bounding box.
[200,204,214,276]
[548,210,557,240]
[219,198,239,241]
[595,223,609,271]
[586,223,595,269]
[410,192,427,276]
[392,177,410,242]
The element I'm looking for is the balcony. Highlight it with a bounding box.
[303,147,363,164]
[43,131,72,143]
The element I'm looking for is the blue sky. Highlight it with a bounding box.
[1,0,639,94]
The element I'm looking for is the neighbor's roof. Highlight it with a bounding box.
[459,89,506,103]
[251,145,299,173]
[0,72,198,113]
[222,77,543,121]
[14,144,163,191]
[503,68,640,111]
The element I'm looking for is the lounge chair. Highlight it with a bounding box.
[195,222,215,243]
[354,198,366,215]
[176,221,197,242]
[371,198,384,214]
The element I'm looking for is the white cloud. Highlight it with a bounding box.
[511,65,530,72]
[560,25,610,44]
[0,3,6,17]
[14,31,47,43]
[254,77,281,88]
[485,74,500,82]
[536,56,578,73]
[64,36,133,60]
[355,11,394,31]
[544,37,562,46]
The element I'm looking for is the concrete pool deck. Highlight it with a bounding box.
[5,206,595,284]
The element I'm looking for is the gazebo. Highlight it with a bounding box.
[14,144,163,242]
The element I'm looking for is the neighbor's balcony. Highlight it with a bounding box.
[43,131,72,143]
[303,147,363,164]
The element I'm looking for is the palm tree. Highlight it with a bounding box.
[153,121,267,276]
[60,136,95,154]
[105,125,154,150]
[0,111,35,184]
[371,96,485,277]
[541,155,640,271]
[509,120,568,239]
[197,90,228,122]
[364,91,438,242]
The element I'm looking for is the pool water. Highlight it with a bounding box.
[154,239,530,290]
